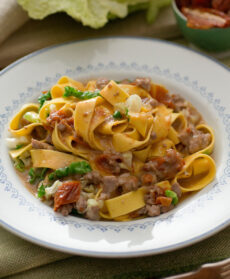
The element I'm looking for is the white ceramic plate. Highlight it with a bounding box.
[0,38,229,258]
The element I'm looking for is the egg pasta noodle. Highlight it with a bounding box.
[7,76,216,221]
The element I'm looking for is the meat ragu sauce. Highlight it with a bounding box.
[176,0,230,29]
[7,77,216,221]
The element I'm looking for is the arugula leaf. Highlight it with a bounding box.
[113,110,122,119]
[63,86,100,100]
[40,168,48,180]
[14,159,25,172]
[38,91,51,110]
[49,161,92,181]
[28,168,36,184]
[37,184,46,198]
[29,168,48,184]
[125,107,130,122]
[69,161,92,174]
[70,208,83,217]
[15,144,24,150]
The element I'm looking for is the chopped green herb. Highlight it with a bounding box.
[38,91,51,110]
[29,168,36,184]
[49,161,92,181]
[15,144,24,150]
[29,168,48,184]
[165,190,178,205]
[70,208,83,217]
[37,184,46,198]
[40,168,48,180]
[14,158,25,172]
[125,108,130,122]
[202,150,211,155]
[113,110,122,119]
[63,86,101,100]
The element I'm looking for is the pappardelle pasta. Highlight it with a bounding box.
[7,77,216,221]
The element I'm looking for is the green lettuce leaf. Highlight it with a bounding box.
[18,0,171,28]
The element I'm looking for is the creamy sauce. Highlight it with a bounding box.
[16,169,37,195]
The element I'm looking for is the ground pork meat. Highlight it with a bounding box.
[179,126,211,154]
[57,119,74,133]
[47,109,73,129]
[146,204,161,217]
[143,149,184,181]
[150,131,157,141]
[142,97,159,109]
[141,173,157,186]
[144,185,164,205]
[31,126,47,140]
[120,79,132,84]
[85,205,100,221]
[95,152,123,174]
[102,176,119,195]
[171,94,187,112]
[172,182,182,198]
[58,203,74,216]
[96,78,110,89]
[31,138,54,150]
[160,204,175,213]
[133,77,151,92]
[45,133,53,144]
[129,206,147,218]
[182,105,202,126]
[212,0,230,12]
[118,173,140,193]
[75,195,88,214]
[83,171,102,185]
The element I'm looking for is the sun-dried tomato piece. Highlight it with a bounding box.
[176,0,192,8]
[156,196,172,207]
[212,0,230,12]
[54,181,81,211]
[191,0,211,7]
[182,7,230,28]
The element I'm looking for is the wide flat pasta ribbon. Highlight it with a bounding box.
[100,80,129,105]
[100,187,146,219]
[31,149,84,169]
[96,119,128,135]
[150,139,175,157]
[9,144,32,159]
[74,96,104,145]
[118,84,149,98]
[172,153,216,192]
[196,124,215,155]
[168,112,187,145]
[112,124,153,152]
[152,105,171,142]
[9,104,42,136]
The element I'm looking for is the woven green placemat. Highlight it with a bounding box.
[1,225,229,279]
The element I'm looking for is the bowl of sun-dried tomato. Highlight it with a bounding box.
[172,0,230,51]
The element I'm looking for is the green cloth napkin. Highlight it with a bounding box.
[0,43,229,279]
[0,225,230,279]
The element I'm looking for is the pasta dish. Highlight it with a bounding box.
[7,76,216,221]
